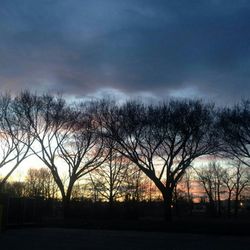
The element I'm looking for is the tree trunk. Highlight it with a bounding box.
[173,186,180,217]
[208,196,216,217]
[163,189,173,222]
[109,195,114,205]
[62,181,75,218]
[0,182,4,193]
[108,195,114,216]
[63,183,75,218]
[234,193,239,217]
[62,196,71,218]
[217,184,222,216]
[227,191,232,218]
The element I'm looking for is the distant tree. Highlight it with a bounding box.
[71,181,85,200]
[223,161,250,217]
[1,180,26,197]
[231,160,249,216]
[222,165,236,217]
[24,167,58,199]
[142,178,162,202]
[95,99,218,221]
[212,162,225,216]
[174,169,194,215]
[89,144,130,207]
[122,167,146,202]
[182,170,194,205]
[195,162,225,216]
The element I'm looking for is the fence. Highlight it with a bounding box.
[0,194,62,230]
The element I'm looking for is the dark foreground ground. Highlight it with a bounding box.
[1,228,250,250]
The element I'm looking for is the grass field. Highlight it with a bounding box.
[1,228,250,250]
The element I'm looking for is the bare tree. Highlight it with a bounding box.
[122,167,147,202]
[0,180,26,197]
[232,160,249,216]
[15,92,105,215]
[0,94,33,189]
[218,100,250,216]
[55,102,106,212]
[219,100,250,166]
[175,169,194,215]
[213,163,225,216]
[195,162,226,216]
[195,163,218,216]
[222,165,236,217]
[95,99,217,221]
[182,170,194,205]
[89,144,130,207]
[24,167,58,199]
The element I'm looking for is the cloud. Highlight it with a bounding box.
[0,0,250,103]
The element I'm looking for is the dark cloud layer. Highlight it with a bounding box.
[0,0,250,103]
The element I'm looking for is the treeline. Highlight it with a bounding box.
[2,162,249,218]
[1,167,158,203]
[0,91,250,220]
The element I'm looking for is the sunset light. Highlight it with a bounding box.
[1,1,250,249]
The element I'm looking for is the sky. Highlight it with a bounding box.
[0,0,250,104]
